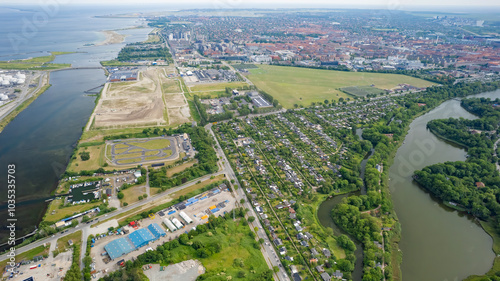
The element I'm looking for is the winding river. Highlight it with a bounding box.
[318,90,500,281]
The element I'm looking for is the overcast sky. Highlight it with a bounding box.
[3,0,500,9]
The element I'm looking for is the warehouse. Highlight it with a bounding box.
[104,237,136,260]
[109,71,138,82]
[171,218,184,229]
[104,223,165,260]
[179,211,193,224]
[164,219,177,232]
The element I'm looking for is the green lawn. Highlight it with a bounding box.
[247,65,436,108]
[0,52,72,70]
[55,231,82,253]
[128,139,171,150]
[165,219,269,280]
[190,81,249,92]
[43,199,102,223]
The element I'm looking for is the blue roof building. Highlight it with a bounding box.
[129,228,155,248]
[104,223,167,260]
[104,237,135,260]
[148,223,166,238]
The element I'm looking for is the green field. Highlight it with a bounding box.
[247,65,436,108]
[0,52,72,70]
[164,219,269,280]
[341,85,385,97]
[190,81,249,92]
[127,139,171,150]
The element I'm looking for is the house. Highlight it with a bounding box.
[332,270,343,279]
[304,232,313,240]
[310,248,319,257]
[297,233,305,240]
[476,182,485,188]
[285,256,294,261]
[320,272,331,281]
[374,241,383,249]
[273,238,283,246]
[316,265,325,273]
[300,240,309,247]
[322,248,331,258]
[279,246,287,255]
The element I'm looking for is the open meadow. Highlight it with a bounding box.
[247,65,436,108]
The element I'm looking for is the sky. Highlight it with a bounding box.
[2,0,500,11]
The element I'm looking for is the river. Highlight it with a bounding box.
[0,6,153,244]
[318,90,500,281]
[391,90,499,281]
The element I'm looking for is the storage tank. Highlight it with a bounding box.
[16,79,24,84]
[0,94,8,101]
[1,80,10,86]
[15,73,26,79]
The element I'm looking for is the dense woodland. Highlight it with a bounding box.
[415,98,500,222]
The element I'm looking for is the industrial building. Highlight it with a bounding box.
[108,70,138,82]
[179,211,193,224]
[104,223,166,260]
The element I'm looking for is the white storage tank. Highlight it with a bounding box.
[0,94,8,101]
[15,72,26,79]
[1,80,10,86]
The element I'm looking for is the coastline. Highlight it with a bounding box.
[95,30,127,46]
[0,72,51,133]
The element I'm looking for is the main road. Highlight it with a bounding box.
[207,123,289,281]
[0,168,226,263]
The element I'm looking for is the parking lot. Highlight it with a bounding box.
[4,248,72,281]
[89,187,236,276]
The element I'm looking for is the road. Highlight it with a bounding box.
[207,123,289,281]
[0,71,47,123]
[0,169,226,264]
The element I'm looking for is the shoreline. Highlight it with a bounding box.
[95,30,127,46]
[0,72,51,134]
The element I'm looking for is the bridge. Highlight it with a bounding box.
[52,66,106,72]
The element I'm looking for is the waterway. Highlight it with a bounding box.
[391,90,499,281]
[318,90,500,281]
[0,6,153,244]
[318,193,363,281]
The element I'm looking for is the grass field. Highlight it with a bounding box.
[67,144,106,172]
[190,81,249,92]
[247,65,435,108]
[55,231,82,253]
[169,175,225,199]
[120,185,147,206]
[128,139,171,150]
[0,52,72,70]
[165,219,269,280]
[166,160,197,177]
[44,199,101,223]
[340,85,384,97]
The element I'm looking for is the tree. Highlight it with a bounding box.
[248,216,255,223]
[117,192,124,199]
[79,151,90,161]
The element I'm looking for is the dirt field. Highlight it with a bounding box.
[92,68,167,129]
[144,260,205,281]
